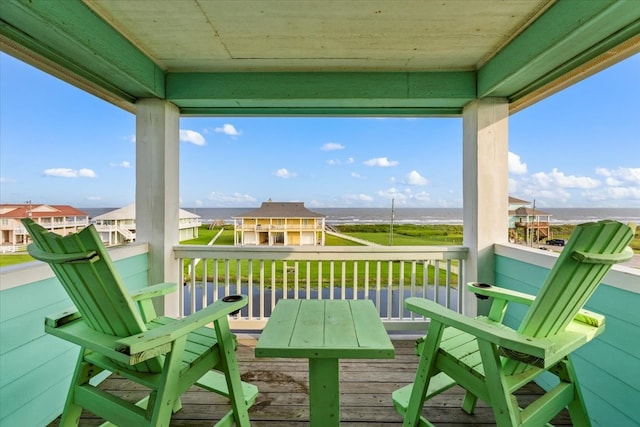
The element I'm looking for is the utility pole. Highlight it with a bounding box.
[389,198,395,245]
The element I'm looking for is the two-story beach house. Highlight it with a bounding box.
[92,203,201,246]
[0,204,88,248]
[508,196,552,243]
[233,201,326,246]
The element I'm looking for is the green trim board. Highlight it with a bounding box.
[0,0,164,101]
[478,0,640,100]
[494,254,640,426]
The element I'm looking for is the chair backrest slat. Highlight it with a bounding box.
[519,220,634,338]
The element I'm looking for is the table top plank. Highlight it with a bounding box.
[324,300,358,349]
[254,299,300,350]
[256,299,395,360]
[290,300,325,348]
[351,300,395,353]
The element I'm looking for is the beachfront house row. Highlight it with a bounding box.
[233,201,326,246]
[92,203,201,246]
[1,2,639,426]
[508,196,552,244]
[0,203,88,249]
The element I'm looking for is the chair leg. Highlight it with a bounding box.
[149,336,188,427]
[214,317,252,427]
[60,349,99,427]
[556,357,592,427]
[477,341,520,427]
[402,321,446,427]
[461,390,478,414]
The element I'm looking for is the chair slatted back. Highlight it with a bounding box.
[23,219,163,372]
[519,220,634,338]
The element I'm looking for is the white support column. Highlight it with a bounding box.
[462,98,509,316]
[135,99,181,317]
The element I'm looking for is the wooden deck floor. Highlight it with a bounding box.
[49,335,572,426]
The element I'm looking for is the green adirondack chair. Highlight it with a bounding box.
[22,218,258,427]
[393,220,635,427]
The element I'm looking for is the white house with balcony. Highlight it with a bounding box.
[92,203,201,246]
[233,201,326,246]
[508,197,552,243]
[0,204,88,248]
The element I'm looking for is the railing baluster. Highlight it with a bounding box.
[259,260,265,319]
[293,261,299,300]
[387,261,392,320]
[283,260,288,299]
[317,261,323,300]
[306,261,311,299]
[353,261,358,300]
[329,261,334,300]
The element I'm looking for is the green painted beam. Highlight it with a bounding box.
[179,106,463,117]
[167,71,475,115]
[478,0,640,100]
[0,0,164,101]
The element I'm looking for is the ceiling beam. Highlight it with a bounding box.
[0,0,164,103]
[478,0,640,101]
[167,71,476,116]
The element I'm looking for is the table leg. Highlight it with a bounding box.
[308,358,340,427]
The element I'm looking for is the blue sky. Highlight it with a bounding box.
[1,52,638,209]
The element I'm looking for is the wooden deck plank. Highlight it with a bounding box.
[48,335,572,426]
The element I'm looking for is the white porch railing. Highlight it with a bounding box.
[173,245,468,330]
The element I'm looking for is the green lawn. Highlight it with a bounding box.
[0,253,34,267]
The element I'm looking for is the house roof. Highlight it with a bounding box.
[92,203,199,220]
[508,196,530,204]
[512,206,552,217]
[0,204,88,218]
[1,1,637,116]
[235,202,325,219]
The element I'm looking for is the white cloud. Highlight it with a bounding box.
[351,172,363,179]
[0,176,15,183]
[407,170,428,186]
[346,193,374,202]
[214,124,241,136]
[43,168,97,178]
[412,191,431,202]
[180,129,206,146]
[321,142,345,151]
[347,157,354,164]
[274,168,297,178]
[208,192,256,204]
[87,196,102,201]
[596,167,640,185]
[530,168,599,189]
[327,159,338,165]
[364,157,399,167]
[508,152,527,175]
[110,160,131,168]
[377,187,407,201]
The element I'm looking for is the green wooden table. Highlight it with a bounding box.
[255,299,395,426]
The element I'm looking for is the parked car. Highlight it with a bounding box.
[546,238,566,246]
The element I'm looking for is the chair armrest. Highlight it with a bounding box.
[405,297,585,368]
[45,317,171,365]
[129,282,177,301]
[467,282,535,304]
[116,295,248,356]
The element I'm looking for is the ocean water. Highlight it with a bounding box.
[82,207,639,226]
